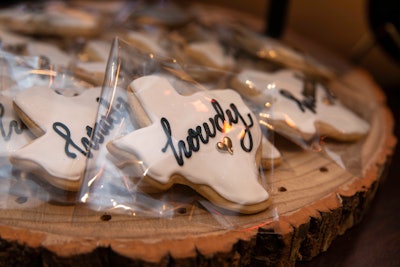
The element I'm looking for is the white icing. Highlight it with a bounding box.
[0,3,97,29]
[75,40,111,80]
[46,6,97,29]
[11,87,101,181]
[186,41,234,69]
[109,76,269,205]
[234,69,370,137]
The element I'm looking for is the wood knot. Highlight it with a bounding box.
[100,214,112,221]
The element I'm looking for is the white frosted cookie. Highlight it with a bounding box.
[0,29,69,66]
[231,25,334,79]
[107,75,272,214]
[0,2,100,37]
[74,40,112,86]
[183,40,235,71]
[10,86,101,191]
[172,40,236,82]
[231,69,370,142]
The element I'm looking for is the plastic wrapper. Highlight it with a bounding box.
[76,37,279,230]
[191,18,372,176]
[0,49,94,209]
[0,0,373,232]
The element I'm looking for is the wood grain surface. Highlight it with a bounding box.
[0,68,396,267]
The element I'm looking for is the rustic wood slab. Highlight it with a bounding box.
[0,67,396,267]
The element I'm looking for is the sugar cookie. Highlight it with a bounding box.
[74,39,112,86]
[183,41,235,71]
[0,2,101,37]
[230,69,370,142]
[230,25,335,79]
[107,75,271,214]
[10,86,101,191]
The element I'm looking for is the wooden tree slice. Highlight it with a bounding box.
[0,68,396,267]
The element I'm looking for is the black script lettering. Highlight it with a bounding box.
[89,123,104,150]
[211,100,226,132]
[279,89,316,114]
[81,126,93,157]
[53,122,90,158]
[161,99,255,166]
[52,96,132,159]
[187,128,200,152]
[228,103,254,152]
[0,103,25,141]
[88,96,131,151]
[293,73,317,112]
[161,117,191,166]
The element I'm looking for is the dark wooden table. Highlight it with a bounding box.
[297,86,400,267]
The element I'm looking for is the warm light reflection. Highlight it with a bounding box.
[245,79,254,89]
[88,168,104,187]
[238,129,245,140]
[143,167,149,177]
[80,193,89,203]
[240,220,272,232]
[267,83,275,90]
[114,204,131,210]
[223,121,233,133]
[191,100,209,112]
[163,89,171,96]
[29,69,57,76]
[283,114,297,128]
[268,50,277,58]
[259,113,271,119]
[259,120,274,130]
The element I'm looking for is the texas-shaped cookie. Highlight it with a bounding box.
[10,86,101,191]
[107,75,273,214]
[231,69,370,143]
